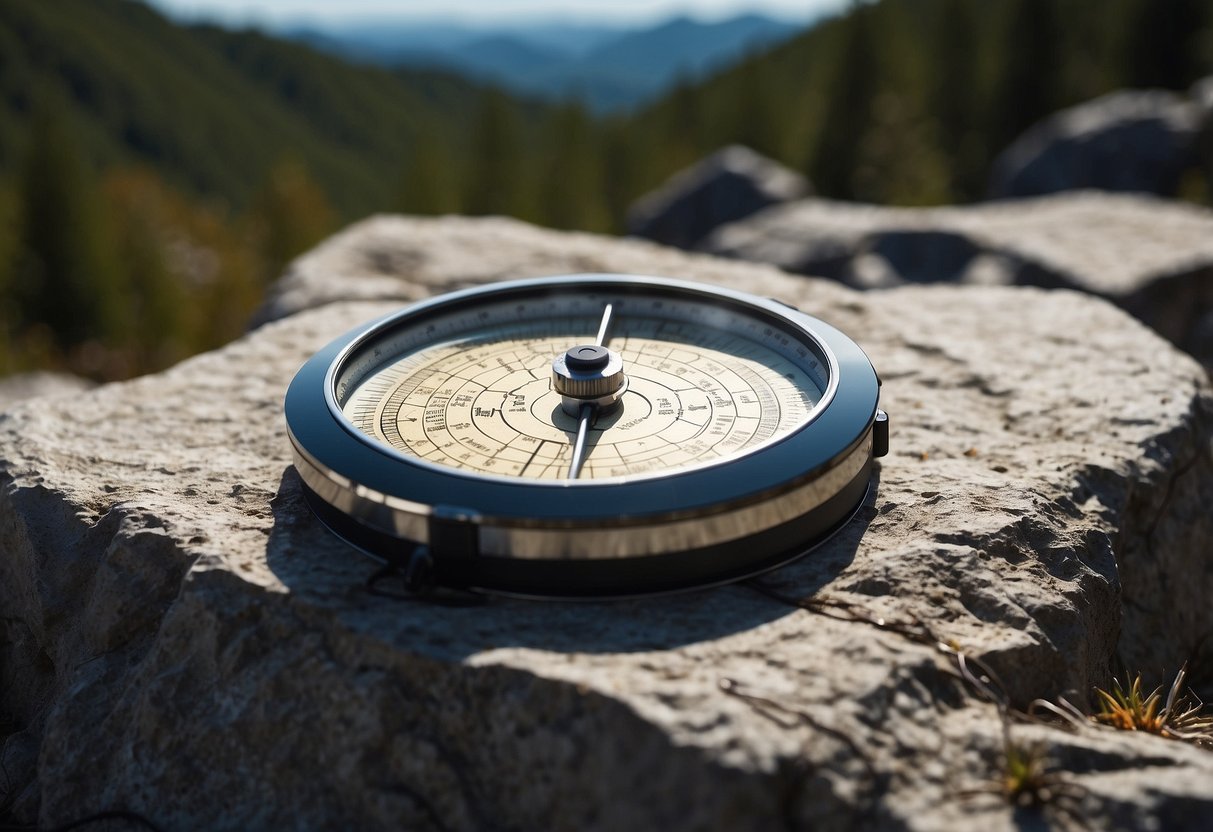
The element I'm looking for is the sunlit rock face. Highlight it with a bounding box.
[2,216,1212,830]
[701,191,1213,373]
[0,372,94,410]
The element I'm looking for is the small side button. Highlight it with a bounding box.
[873,410,889,458]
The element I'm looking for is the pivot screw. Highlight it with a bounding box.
[552,343,627,416]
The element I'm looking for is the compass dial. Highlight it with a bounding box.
[336,293,831,482]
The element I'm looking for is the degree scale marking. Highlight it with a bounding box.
[340,301,825,482]
[362,335,809,479]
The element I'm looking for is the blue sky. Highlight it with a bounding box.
[145,0,849,27]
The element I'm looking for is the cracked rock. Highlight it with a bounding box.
[2,216,1213,830]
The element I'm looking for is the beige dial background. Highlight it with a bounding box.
[342,318,823,481]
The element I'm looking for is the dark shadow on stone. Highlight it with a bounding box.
[787,252,854,283]
[869,231,982,284]
[1009,805,1057,832]
[1005,257,1076,292]
[266,465,877,659]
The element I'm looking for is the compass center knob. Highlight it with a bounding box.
[552,344,628,416]
[565,344,610,371]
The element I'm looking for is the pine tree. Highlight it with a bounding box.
[0,183,16,373]
[537,103,610,232]
[600,119,654,233]
[660,75,708,171]
[397,131,461,216]
[101,168,189,368]
[1124,0,1213,90]
[464,88,530,219]
[930,0,983,199]
[732,54,784,160]
[810,3,879,199]
[854,93,954,205]
[248,156,336,284]
[10,103,128,350]
[988,0,1064,153]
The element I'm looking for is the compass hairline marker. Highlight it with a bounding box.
[285,273,889,597]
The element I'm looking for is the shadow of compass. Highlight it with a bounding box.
[266,466,877,659]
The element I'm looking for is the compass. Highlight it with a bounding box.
[285,274,888,598]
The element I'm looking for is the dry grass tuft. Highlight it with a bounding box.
[1092,665,1213,748]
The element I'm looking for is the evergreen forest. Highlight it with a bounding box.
[1,0,1211,381]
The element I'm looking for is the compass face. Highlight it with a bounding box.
[336,295,831,481]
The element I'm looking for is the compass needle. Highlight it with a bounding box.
[567,403,594,480]
[558,302,623,479]
[286,275,889,597]
[595,303,614,347]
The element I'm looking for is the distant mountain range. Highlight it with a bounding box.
[285,14,804,112]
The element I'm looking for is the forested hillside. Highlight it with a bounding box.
[0,0,557,378]
[1,0,1211,382]
[627,0,1213,204]
[0,0,540,215]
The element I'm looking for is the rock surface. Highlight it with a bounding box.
[702,191,1213,371]
[625,144,810,249]
[3,216,1213,830]
[0,372,94,410]
[254,213,805,327]
[987,89,1205,199]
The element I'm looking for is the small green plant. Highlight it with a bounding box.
[993,724,1088,811]
[1092,665,1213,747]
[1001,737,1053,806]
[959,724,1088,828]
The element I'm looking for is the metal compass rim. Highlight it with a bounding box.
[283,273,885,596]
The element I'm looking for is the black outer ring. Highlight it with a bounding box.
[301,460,873,599]
[284,274,882,596]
